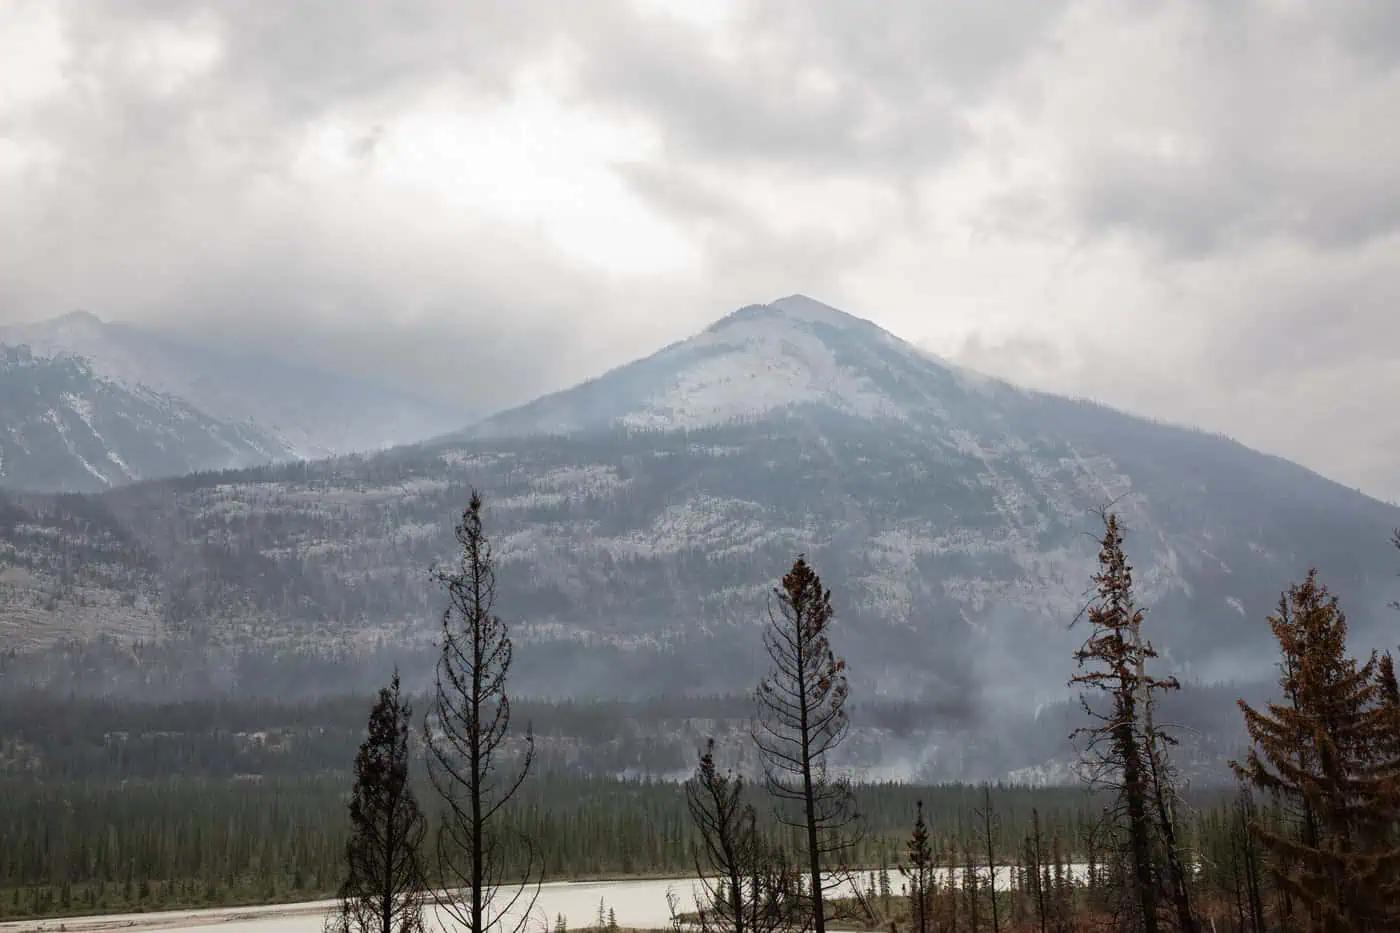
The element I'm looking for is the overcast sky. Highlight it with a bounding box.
[2,1,1398,502]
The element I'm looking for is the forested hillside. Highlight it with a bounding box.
[3,407,1396,704]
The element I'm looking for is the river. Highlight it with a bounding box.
[0,878,705,933]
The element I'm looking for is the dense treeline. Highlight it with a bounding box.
[0,775,1108,921]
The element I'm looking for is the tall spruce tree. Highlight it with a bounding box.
[1233,571,1400,931]
[753,556,858,933]
[1070,512,1177,933]
[328,672,426,933]
[425,492,538,933]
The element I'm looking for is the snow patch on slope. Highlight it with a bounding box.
[615,297,931,429]
[619,321,905,429]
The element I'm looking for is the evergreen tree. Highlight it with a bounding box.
[898,802,935,933]
[1233,570,1400,930]
[425,492,538,933]
[327,672,426,933]
[753,556,858,933]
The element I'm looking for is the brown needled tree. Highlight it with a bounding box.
[425,491,538,933]
[1070,511,1189,933]
[1233,570,1400,931]
[753,555,859,933]
[328,672,427,933]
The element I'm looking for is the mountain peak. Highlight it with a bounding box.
[707,294,867,334]
[468,296,976,439]
[770,293,863,325]
[54,309,104,325]
[43,309,108,336]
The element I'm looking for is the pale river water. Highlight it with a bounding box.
[0,878,726,933]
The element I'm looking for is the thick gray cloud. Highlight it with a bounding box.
[2,0,1398,502]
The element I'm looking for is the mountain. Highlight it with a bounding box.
[0,311,466,461]
[0,346,294,492]
[2,297,1397,719]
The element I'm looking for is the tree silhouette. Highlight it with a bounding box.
[425,492,537,933]
[684,739,795,933]
[898,801,935,933]
[753,556,859,933]
[1071,512,1190,932]
[328,672,426,933]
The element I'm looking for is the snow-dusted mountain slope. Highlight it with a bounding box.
[0,346,294,492]
[1,311,465,459]
[2,297,1397,707]
[469,295,987,436]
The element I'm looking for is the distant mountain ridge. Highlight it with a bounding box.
[2,297,1397,728]
[1,310,466,467]
[0,345,293,492]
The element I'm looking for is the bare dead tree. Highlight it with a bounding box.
[753,555,859,933]
[425,491,538,933]
[1132,585,1198,933]
[1142,714,1198,933]
[328,672,427,933]
[684,739,796,933]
